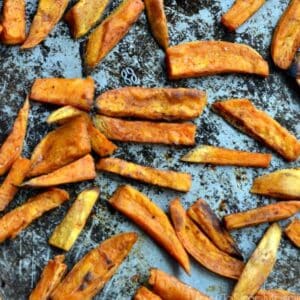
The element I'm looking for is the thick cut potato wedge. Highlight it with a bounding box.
[47,105,84,124]
[51,232,138,300]
[0,98,29,176]
[166,41,269,79]
[0,157,31,212]
[169,198,244,279]
[109,185,190,273]
[96,87,206,121]
[285,218,300,248]
[30,77,95,111]
[29,255,67,300]
[0,188,69,243]
[251,168,300,199]
[188,199,241,258]
[231,223,282,300]
[85,0,144,68]
[212,99,300,161]
[134,287,162,300]
[49,188,100,251]
[255,289,300,300]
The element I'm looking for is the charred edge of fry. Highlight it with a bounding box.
[284,218,300,248]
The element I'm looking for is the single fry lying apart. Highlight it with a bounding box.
[231,223,282,300]
[224,201,300,230]
[96,87,207,121]
[94,115,196,145]
[255,289,300,300]
[51,232,138,300]
[30,77,95,111]
[212,99,300,161]
[134,286,162,300]
[169,198,244,279]
[285,218,300,248]
[49,188,100,251]
[251,168,300,199]
[0,188,69,243]
[188,199,241,258]
[85,0,144,68]
[109,185,190,273]
[166,41,269,79]
[29,255,67,300]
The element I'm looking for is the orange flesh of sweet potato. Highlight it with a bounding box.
[285,218,300,248]
[166,41,269,79]
[85,0,144,68]
[212,99,300,161]
[51,232,138,300]
[254,289,300,300]
[134,286,162,300]
[108,185,190,273]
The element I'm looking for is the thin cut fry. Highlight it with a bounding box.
[169,198,244,280]
[134,287,162,300]
[285,218,300,248]
[212,99,300,161]
[85,0,144,68]
[51,232,138,300]
[0,188,69,243]
[96,87,206,121]
[109,185,190,273]
[166,41,269,79]
[255,289,300,300]
[49,188,100,251]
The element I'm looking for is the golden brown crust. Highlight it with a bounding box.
[254,289,300,300]
[285,218,300,248]
[134,286,162,300]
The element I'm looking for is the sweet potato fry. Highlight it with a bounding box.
[0,157,31,212]
[51,232,138,300]
[94,115,196,145]
[255,289,300,300]
[0,98,29,176]
[22,154,96,188]
[169,198,244,279]
[285,218,300,248]
[0,188,69,243]
[231,223,282,300]
[49,188,100,251]
[96,87,206,121]
[166,41,269,79]
[187,199,241,258]
[29,255,67,300]
[109,185,190,273]
[21,0,69,49]
[182,145,271,167]
[148,269,211,300]
[212,99,300,161]
[251,168,300,199]
[134,287,162,300]
[221,0,265,31]
[85,0,144,68]
[224,201,300,230]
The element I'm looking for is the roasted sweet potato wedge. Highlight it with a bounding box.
[285,218,300,248]
[109,185,190,273]
[30,77,95,111]
[94,115,196,145]
[231,223,282,300]
[255,289,300,300]
[251,168,300,199]
[169,198,244,279]
[51,232,138,300]
[166,41,269,79]
[212,99,300,161]
[188,199,241,258]
[29,255,67,300]
[0,157,31,212]
[49,188,100,251]
[0,98,29,176]
[0,188,69,243]
[85,0,144,68]
[134,286,162,300]
[96,87,206,121]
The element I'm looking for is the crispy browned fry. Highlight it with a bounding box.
[251,168,300,199]
[134,287,162,300]
[29,255,67,300]
[255,289,300,300]
[0,188,69,243]
[51,232,138,300]
[21,0,69,49]
[0,157,31,212]
[285,218,300,248]
[169,198,244,279]
[30,77,95,111]
[96,87,207,121]
[94,115,196,145]
[212,99,300,161]
[0,24,2,34]
[0,98,29,176]
[109,185,190,273]
[85,0,144,68]
[188,199,241,258]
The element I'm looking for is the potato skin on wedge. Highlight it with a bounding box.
[134,286,162,300]
[254,289,300,300]
[285,218,300,248]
